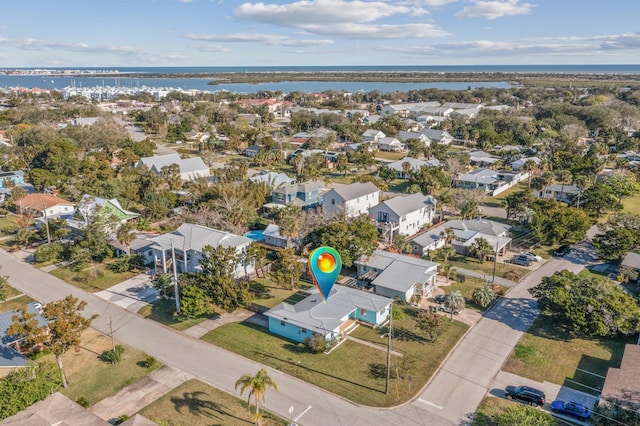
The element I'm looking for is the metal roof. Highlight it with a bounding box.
[326,182,379,202]
[371,193,435,217]
[148,223,251,252]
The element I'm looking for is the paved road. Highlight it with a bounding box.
[0,239,597,425]
[398,240,598,425]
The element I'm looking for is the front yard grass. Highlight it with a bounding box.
[249,277,312,309]
[46,328,160,407]
[203,304,468,407]
[503,313,632,395]
[0,294,34,313]
[472,396,522,426]
[137,298,209,331]
[433,252,529,282]
[139,379,287,426]
[49,264,138,292]
[622,193,640,215]
[0,215,18,234]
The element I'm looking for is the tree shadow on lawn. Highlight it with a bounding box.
[170,391,249,423]
[254,349,383,394]
[248,280,272,300]
[482,297,540,334]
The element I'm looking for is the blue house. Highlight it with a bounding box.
[0,302,48,368]
[0,170,24,188]
[270,180,323,209]
[264,286,392,344]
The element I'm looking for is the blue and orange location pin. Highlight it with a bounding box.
[308,246,342,303]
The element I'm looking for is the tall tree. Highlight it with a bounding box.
[270,248,303,290]
[43,296,97,387]
[469,237,494,263]
[473,282,496,309]
[6,306,48,352]
[116,221,136,256]
[416,310,448,343]
[447,291,465,321]
[235,368,278,425]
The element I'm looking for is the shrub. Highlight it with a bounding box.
[144,355,157,369]
[102,345,125,364]
[304,334,329,353]
[114,414,130,425]
[76,396,89,407]
[33,242,64,263]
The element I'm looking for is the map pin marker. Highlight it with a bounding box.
[308,246,342,303]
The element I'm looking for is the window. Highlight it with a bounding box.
[280,320,285,326]
[302,328,307,333]
[360,308,367,316]
[331,198,335,205]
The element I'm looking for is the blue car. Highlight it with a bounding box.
[550,400,592,420]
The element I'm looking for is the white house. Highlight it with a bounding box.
[148,223,254,278]
[376,137,405,152]
[511,157,541,172]
[425,219,511,258]
[362,129,386,144]
[14,193,75,218]
[386,157,439,179]
[419,129,454,145]
[355,250,439,301]
[136,153,210,182]
[536,184,581,204]
[396,131,432,147]
[322,182,380,219]
[368,193,437,238]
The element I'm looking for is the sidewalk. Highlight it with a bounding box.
[94,273,158,312]
[90,364,193,422]
[182,310,256,338]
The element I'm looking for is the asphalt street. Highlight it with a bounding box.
[0,238,597,425]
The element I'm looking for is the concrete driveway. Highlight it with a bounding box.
[95,273,158,312]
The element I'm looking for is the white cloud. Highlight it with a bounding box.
[456,0,532,19]
[302,23,449,39]
[235,0,410,26]
[185,32,333,46]
[194,44,230,52]
[178,0,193,3]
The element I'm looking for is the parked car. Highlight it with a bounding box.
[440,300,461,315]
[520,252,542,262]
[505,385,545,406]
[550,400,592,420]
[509,256,532,267]
[554,244,571,257]
[434,294,449,304]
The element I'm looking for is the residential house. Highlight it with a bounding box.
[69,194,140,237]
[408,229,446,257]
[262,224,299,249]
[0,170,24,188]
[510,156,541,172]
[368,193,437,238]
[363,114,381,125]
[14,193,75,218]
[322,182,380,219]
[291,127,337,142]
[419,129,454,145]
[136,153,210,182]
[0,302,48,369]
[362,129,386,144]
[249,171,294,189]
[355,250,439,301]
[387,157,439,179]
[469,150,501,167]
[455,168,528,196]
[620,252,640,289]
[378,102,440,118]
[270,181,323,209]
[423,219,511,258]
[237,113,261,127]
[536,183,580,204]
[601,344,640,408]
[244,144,262,158]
[109,232,157,264]
[376,137,405,152]
[396,131,431,147]
[148,223,254,277]
[442,102,483,110]
[265,286,392,344]
[71,117,101,126]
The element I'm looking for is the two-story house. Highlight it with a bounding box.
[368,193,437,238]
[362,129,386,144]
[386,157,440,179]
[148,223,254,278]
[322,182,380,219]
[270,181,323,210]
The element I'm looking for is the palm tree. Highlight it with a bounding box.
[555,169,573,202]
[574,174,591,207]
[441,246,455,263]
[436,190,453,222]
[472,282,496,309]
[401,161,412,181]
[522,159,538,188]
[469,237,494,263]
[440,263,455,283]
[235,368,278,424]
[447,290,465,321]
[440,228,456,245]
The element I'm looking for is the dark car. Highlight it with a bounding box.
[550,400,592,420]
[509,256,532,267]
[434,294,449,304]
[554,244,571,257]
[505,385,545,406]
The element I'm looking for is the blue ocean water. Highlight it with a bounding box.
[1,65,638,94]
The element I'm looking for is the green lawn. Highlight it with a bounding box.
[433,252,529,282]
[137,299,209,331]
[374,151,408,161]
[472,397,523,426]
[249,278,312,309]
[440,276,506,310]
[0,294,34,313]
[52,329,161,407]
[0,215,18,234]
[49,264,139,292]
[503,314,632,395]
[623,193,640,215]
[139,379,287,426]
[203,305,468,407]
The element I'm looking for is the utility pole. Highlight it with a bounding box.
[109,317,115,351]
[171,240,180,314]
[42,203,51,244]
[492,239,499,283]
[385,303,393,395]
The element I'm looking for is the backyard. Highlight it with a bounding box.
[503,314,632,395]
[49,264,139,292]
[139,379,287,426]
[202,304,468,407]
[432,251,530,283]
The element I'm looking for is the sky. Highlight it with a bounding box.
[0,0,639,67]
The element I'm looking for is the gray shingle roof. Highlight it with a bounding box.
[357,250,439,293]
[148,223,251,252]
[374,193,435,217]
[622,252,640,270]
[329,182,379,202]
[265,286,392,333]
[0,302,48,346]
